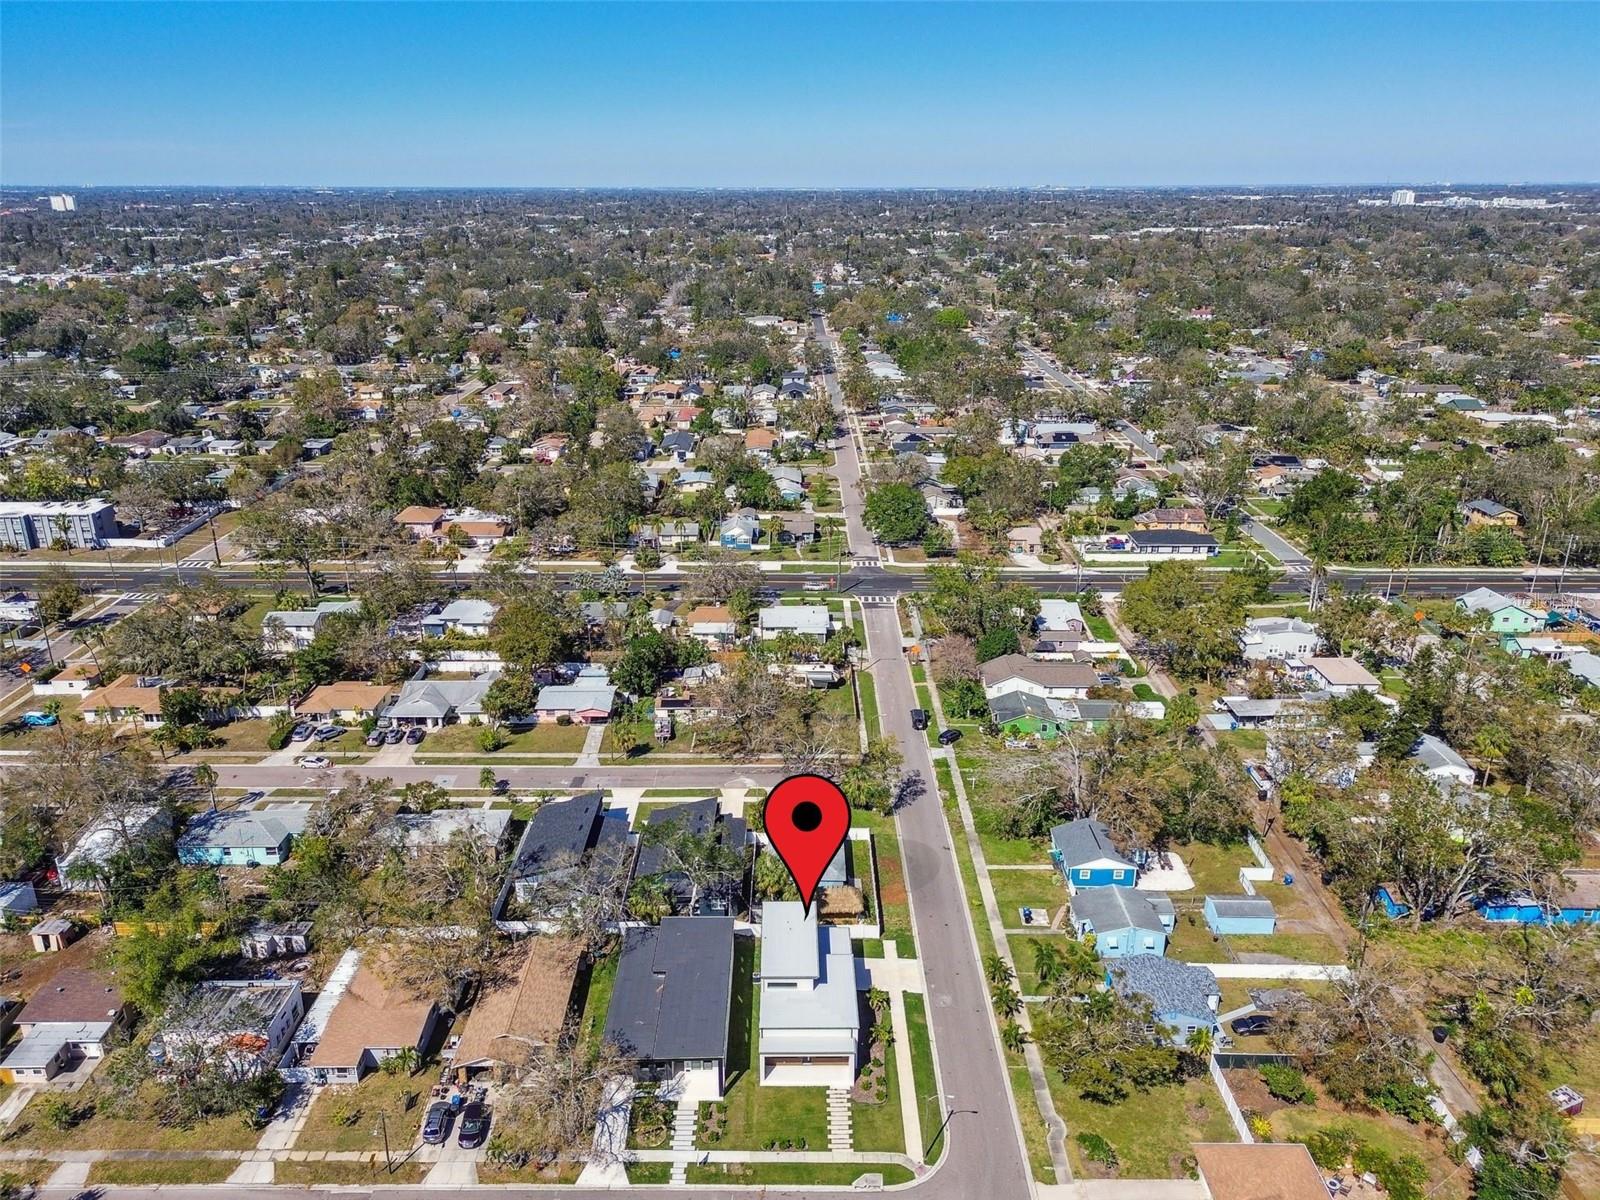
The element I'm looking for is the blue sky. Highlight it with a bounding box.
[3,2,1596,187]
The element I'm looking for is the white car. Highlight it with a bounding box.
[802,581,829,592]
[296,755,332,769]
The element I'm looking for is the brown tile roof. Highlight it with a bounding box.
[1193,1144,1328,1200]
[744,429,779,449]
[452,939,581,1068]
[684,605,733,626]
[20,968,124,1024]
[394,506,445,526]
[298,682,394,715]
[445,520,509,537]
[304,956,437,1069]
[85,674,164,716]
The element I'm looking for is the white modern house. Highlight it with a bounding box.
[421,599,498,638]
[757,902,860,1088]
[261,600,361,653]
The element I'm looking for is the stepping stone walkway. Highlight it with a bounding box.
[827,1086,853,1151]
[669,1100,697,1185]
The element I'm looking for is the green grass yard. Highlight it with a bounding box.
[686,1163,915,1186]
[1052,1073,1236,1178]
[422,722,589,754]
[903,992,943,1165]
[989,870,1068,926]
[86,1160,237,1186]
[294,1070,430,1153]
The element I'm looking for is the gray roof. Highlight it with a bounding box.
[178,806,307,852]
[388,677,495,719]
[1221,697,1285,720]
[536,684,617,713]
[1205,894,1276,920]
[1457,586,1524,615]
[432,598,497,626]
[603,917,734,1062]
[990,690,1061,723]
[1411,733,1470,775]
[1050,818,1133,870]
[980,654,1098,691]
[1128,529,1218,548]
[1465,498,1513,517]
[1108,955,1219,1021]
[758,605,831,636]
[513,792,626,878]
[1071,886,1166,934]
[166,980,299,1039]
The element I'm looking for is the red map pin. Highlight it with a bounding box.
[762,774,851,915]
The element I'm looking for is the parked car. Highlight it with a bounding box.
[314,725,345,742]
[405,727,425,744]
[364,730,384,747]
[384,727,405,744]
[457,1101,490,1149]
[937,728,962,745]
[910,708,929,731]
[290,723,313,741]
[802,581,828,592]
[1229,1014,1274,1038]
[421,1101,453,1145]
[18,710,57,727]
[295,755,332,769]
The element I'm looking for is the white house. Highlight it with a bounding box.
[1297,656,1381,695]
[1036,599,1087,637]
[757,605,833,641]
[979,655,1097,701]
[1410,734,1476,790]
[261,600,360,653]
[158,980,305,1073]
[757,902,860,1088]
[1239,616,1319,662]
[421,599,498,639]
[56,806,171,891]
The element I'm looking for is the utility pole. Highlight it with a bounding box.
[1556,534,1576,597]
[1529,517,1551,596]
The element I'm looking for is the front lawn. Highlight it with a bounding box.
[855,810,914,957]
[4,1082,263,1152]
[1051,1073,1236,1178]
[989,870,1068,926]
[423,722,589,754]
[1168,842,1257,895]
[576,945,620,1053]
[293,1070,430,1152]
[705,938,829,1152]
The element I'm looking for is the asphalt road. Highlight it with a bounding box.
[192,763,784,790]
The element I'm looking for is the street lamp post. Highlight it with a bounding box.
[923,1105,978,1160]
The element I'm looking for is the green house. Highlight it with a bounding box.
[990,691,1068,738]
[1457,587,1541,635]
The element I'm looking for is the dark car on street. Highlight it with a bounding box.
[457,1101,490,1149]
[421,1101,452,1145]
[910,708,929,731]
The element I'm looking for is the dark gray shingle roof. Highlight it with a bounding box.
[603,917,734,1062]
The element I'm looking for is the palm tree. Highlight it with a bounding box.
[194,762,219,811]
[1185,1025,1215,1059]
[1032,940,1066,989]
[983,953,1014,989]
[479,767,498,791]
[1000,1021,1030,1053]
[381,1046,421,1077]
[990,982,1023,1021]
[628,878,673,925]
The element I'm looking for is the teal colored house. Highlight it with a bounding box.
[177,808,308,867]
[1456,587,1541,635]
[1070,886,1174,958]
[1051,818,1138,890]
[1203,894,1277,936]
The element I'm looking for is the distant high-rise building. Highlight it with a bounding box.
[1390,189,1416,206]
[48,194,76,212]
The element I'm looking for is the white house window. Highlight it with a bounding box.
[1078,868,1091,880]
[1104,936,1119,949]
[1112,869,1126,880]
[1142,936,1155,948]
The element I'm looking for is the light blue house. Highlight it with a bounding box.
[719,512,761,551]
[177,807,309,867]
[1456,587,1541,635]
[1107,955,1220,1046]
[1069,886,1174,958]
[1050,818,1137,891]
[1203,894,1277,936]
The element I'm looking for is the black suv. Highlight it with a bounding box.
[910,708,929,731]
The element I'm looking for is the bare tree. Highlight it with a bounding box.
[485,1034,636,1169]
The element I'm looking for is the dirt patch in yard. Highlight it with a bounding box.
[1222,1067,1291,1117]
